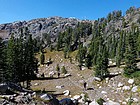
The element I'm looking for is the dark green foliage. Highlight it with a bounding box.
[24,34,37,88]
[6,34,17,82]
[126,6,136,14]
[56,64,60,72]
[40,52,45,64]
[137,33,140,57]
[63,45,69,59]
[116,31,126,67]
[124,31,138,76]
[97,98,105,105]
[89,25,104,66]
[85,54,92,69]
[0,37,6,82]
[134,27,140,57]
[14,33,25,83]
[56,22,92,53]
[107,10,122,22]
[61,66,67,74]
[2,28,38,88]
[76,44,87,69]
[107,13,112,22]
[94,43,109,79]
[137,17,140,24]
[57,32,64,51]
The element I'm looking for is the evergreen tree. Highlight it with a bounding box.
[137,31,140,57]
[116,31,125,67]
[24,34,36,88]
[76,44,87,70]
[40,52,45,64]
[0,37,6,82]
[61,66,67,74]
[94,43,109,79]
[124,31,137,76]
[6,34,17,82]
[57,32,64,51]
[56,64,60,72]
[85,54,92,69]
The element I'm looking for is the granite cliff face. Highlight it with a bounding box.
[0,17,83,40]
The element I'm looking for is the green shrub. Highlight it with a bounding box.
[97,98,105,105]
[61,66,67,74]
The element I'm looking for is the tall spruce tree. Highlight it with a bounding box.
[124,31,137,76]
[0,37,6,82]
[94,37,109,79]
[24,34,36,88]
[116,31,125,67]
[16,29,26,83]
[76,44,87,70]
[6,34,17,82]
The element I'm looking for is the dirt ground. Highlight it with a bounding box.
[31,50,140,104]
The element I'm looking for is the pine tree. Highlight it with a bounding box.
[94,37,109,79]
[57,32,64,51]
[6,34,17,82]
[40,52,45,64]
[85,54,92,69]
[61,66,67,74]
[116,31,125,67]
[76,44,87,70]
[124,31,137,76]
[56,64,60,72]
[24,34,36,88]
[0,37,6,82]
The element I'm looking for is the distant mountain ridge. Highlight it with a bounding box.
[0,7,140,46]
[0,17,89,40]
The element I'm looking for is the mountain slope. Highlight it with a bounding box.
[0,7,140,48]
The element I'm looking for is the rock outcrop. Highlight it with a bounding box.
[0,17,81,41]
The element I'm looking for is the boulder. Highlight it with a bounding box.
[116,87,122,92]
[122,102,127,105]
[89,99,99,105]
[128,79,134,84]
[99,86,102,88]
[64,73,71,77]
[78,93,86,104]
[34,83,39,86]
[114,72,119,75]
[106,78,109,83]
[118,82,123,87]
[97,84,100,87]
[122,86,130,91]
[55,85,64,89]
[131,86,138,92]
[93,77,101,82]
[82,67,86,70]
[104,100,120,105]
[63,90,70,96]
[107,98,110,101]
[73,95,81,100]
[32,92,36,98]
[133,98,138,103]
[40,94,53,101]
[101,91,107,94]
